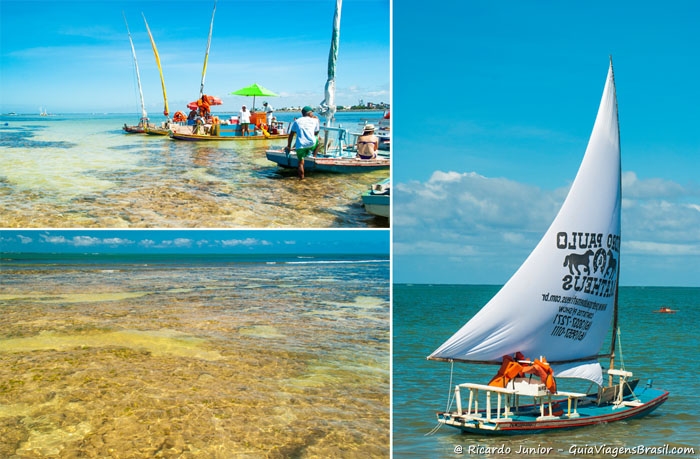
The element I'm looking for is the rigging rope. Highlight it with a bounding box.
[426,360,455,436]
[616,327,626,370]
[615,327,641,402]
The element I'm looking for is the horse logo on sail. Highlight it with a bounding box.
[563,250,594,275]
[604,249,617,278]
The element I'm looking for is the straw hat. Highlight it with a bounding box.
[363,124,375,133]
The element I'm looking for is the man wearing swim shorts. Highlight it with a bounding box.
[285,106,320,180]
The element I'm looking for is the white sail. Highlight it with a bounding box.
[429,61,621,386]
[319,0,341,126]
[123,13,147,121]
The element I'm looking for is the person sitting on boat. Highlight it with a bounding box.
[263,102,274,126]
[239,105,252,136]
[356,124,379,159]
[284,106,320,180]
[187,109,198,125]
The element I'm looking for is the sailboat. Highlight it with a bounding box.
[265,0,390,173]
[142,14,171,136]
[168,2,285,141]
[122,13,152,134]
[427,58,668,435]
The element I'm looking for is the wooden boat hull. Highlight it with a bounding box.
[145,127,169,136]
[266,150,390,173]
[171,132,287,141]
[123,126,147,134]
[436,387,668,435]
[362,193,389,218]
[362,178,390,218]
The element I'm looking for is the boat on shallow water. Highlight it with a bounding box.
[266,126,390,173]
[265,0,390,174]
[362,177,390,218]
[122,14,157,134]
[427,58,668,436]
[170,120,288,141]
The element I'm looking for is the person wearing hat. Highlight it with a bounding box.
[285,106,320,179]
[355,124,379,160]
[263,102,274,126]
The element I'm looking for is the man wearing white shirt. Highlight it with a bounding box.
[285,106,320,180]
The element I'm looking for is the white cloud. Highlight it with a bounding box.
[40,235,67,245]
[626,240,700,256]
[394,169,700,284]
[219,238,267,247]
[623,171,687,199]
[18,235,32,244]
[102,238,134,247]
[395,171,561,257]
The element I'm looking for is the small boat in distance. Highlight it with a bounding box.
[427,58,668,435]
[654,307,677,313]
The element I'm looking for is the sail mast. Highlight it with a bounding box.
[143,14,169,118]
[123,13,147,120]
[200,0,217,98]
[319,0,342,128]
[607,55,621,386]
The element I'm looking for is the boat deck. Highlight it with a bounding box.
[437,386,668,435]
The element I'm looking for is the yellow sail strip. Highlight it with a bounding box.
[142,14,168,117]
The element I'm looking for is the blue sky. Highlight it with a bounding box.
[0,229,390,255]
[393,1,700,287]
[0,0,389,114]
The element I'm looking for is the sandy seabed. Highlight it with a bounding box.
[0,263,390,458]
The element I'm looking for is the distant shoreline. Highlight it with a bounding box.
[1,108,388,116]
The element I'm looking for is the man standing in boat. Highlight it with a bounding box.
[284,106,320,180]
[239,105,251,136]
[263,102,274,127]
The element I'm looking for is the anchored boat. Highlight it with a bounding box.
[427,58,668,435]
[266,0,390,173]
[122,13,155,134]
[362,177,390,218]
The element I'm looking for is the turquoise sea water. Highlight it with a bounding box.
[393,284,700,458]
[0,253,390,457]
[0,111,389,228]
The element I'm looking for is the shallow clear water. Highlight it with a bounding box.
[0,112,389,228]
[393,284,699,458]
[0,254,390,457]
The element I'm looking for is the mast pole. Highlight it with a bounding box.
[123,12,147,121]
[607,54,621,387]
[200,0,217,98]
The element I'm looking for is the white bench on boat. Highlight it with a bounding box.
[453,380,589,422]
[454,383,516,422]
[554,390,588,418]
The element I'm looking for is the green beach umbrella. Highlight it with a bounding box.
[230,83,278,111]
